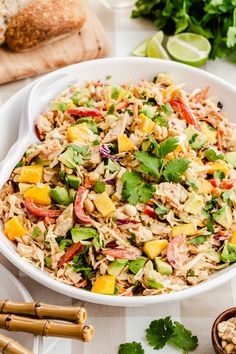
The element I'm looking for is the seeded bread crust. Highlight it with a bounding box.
[0,0,30,45]
[6,0,86,52]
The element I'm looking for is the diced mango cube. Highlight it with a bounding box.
[118,134,134,153]
[92,275,115,294]
[200,122,217,144]
[118,89,128,100]
[94,192,116,217]
[138,113,154,134]
[143,240,169,260]
[171,223,197,237]
[206,161,230,175]
[4,216,27,241]
[230,230,236,245]
[67,123,95,144]
[24,184,51,205]
[19,165,43,184]
[198,178,214,194]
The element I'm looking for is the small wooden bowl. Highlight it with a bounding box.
[212,307,236,354]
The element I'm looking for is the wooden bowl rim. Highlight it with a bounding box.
[212,307,236,354]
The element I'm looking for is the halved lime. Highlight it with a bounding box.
[166,33,211,67]
[147,35,170,60]
[132,31,164,57]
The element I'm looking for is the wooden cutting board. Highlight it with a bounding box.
[0,4,110,85]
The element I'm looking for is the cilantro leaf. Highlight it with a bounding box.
[204,148,224,161]
[154,115,169,127]
[138,183,156,204]
[214,170,225,180]
[171,321,198,353]
[135,151,161,177]
[154,201,168,215]
[158,137,179,159]
[122,171,142,201]
[146,317,174,350]
[163,158,190,183]
[118,342,144,354]
[122,171,155,205]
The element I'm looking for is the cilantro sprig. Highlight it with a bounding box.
[204,148,224,161]
[147,317,198,353]
[118,342,144,354]
[135,137,190,183]
[118,316,198,354]
[146,317,174,350]
[122,171,156,205]
[163,158,190,183]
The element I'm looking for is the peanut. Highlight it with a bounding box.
[225,343,235,353]
[84,198,94,213]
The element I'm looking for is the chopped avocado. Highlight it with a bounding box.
[34,156,49,166]
[221,243,236,263]
[207,250,221,263]
[69,188,77,202]
[200,122,217,144]
[184,125,208,150]
[111,85,121,100]
[107,259,128,276]
[58,148,76,169]
[146,278,164,289]
[139,105,156,119]
[71,227,98,243]
[45,256,52,268]
[190,236,207,245]
[128,257,147,274]
[213,204,232,229]
[93,181,106,194]
[50,187,71,205]
[154,257,172,275]
[184,192,204,215]
[51,102,67,112]
[225,152,236,168]
[66,175,80,190]
[144,260,164,289]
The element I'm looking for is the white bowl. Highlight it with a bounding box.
[0,57,236,306]
[0,264,43,353]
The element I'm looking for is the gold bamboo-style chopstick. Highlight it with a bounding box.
[0,314,94,342]
[0,300,86,324]
[0,333,33,354]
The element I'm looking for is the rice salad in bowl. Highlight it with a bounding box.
[1,73,236,297]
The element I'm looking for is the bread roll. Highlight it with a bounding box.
[6,0,86,52]
[0,0,30,45]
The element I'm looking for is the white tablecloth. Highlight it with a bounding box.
[1,2,236,353]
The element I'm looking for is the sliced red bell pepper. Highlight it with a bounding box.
[209,179,218,188]
[210,179,235,190]
[102,248,137,260]
[66,107,102,118]
[219,179,235,190]
[58,242,84,268]
[143,205,157,219]
[170,100,200,130]
[24,198,62,218]
[74,186,91,225]
[35,124,44,141]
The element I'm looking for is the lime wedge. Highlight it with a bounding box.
[132,31,164,57]
[147,35,170,60]
[132,39,149,57]
[166,33,211,67]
